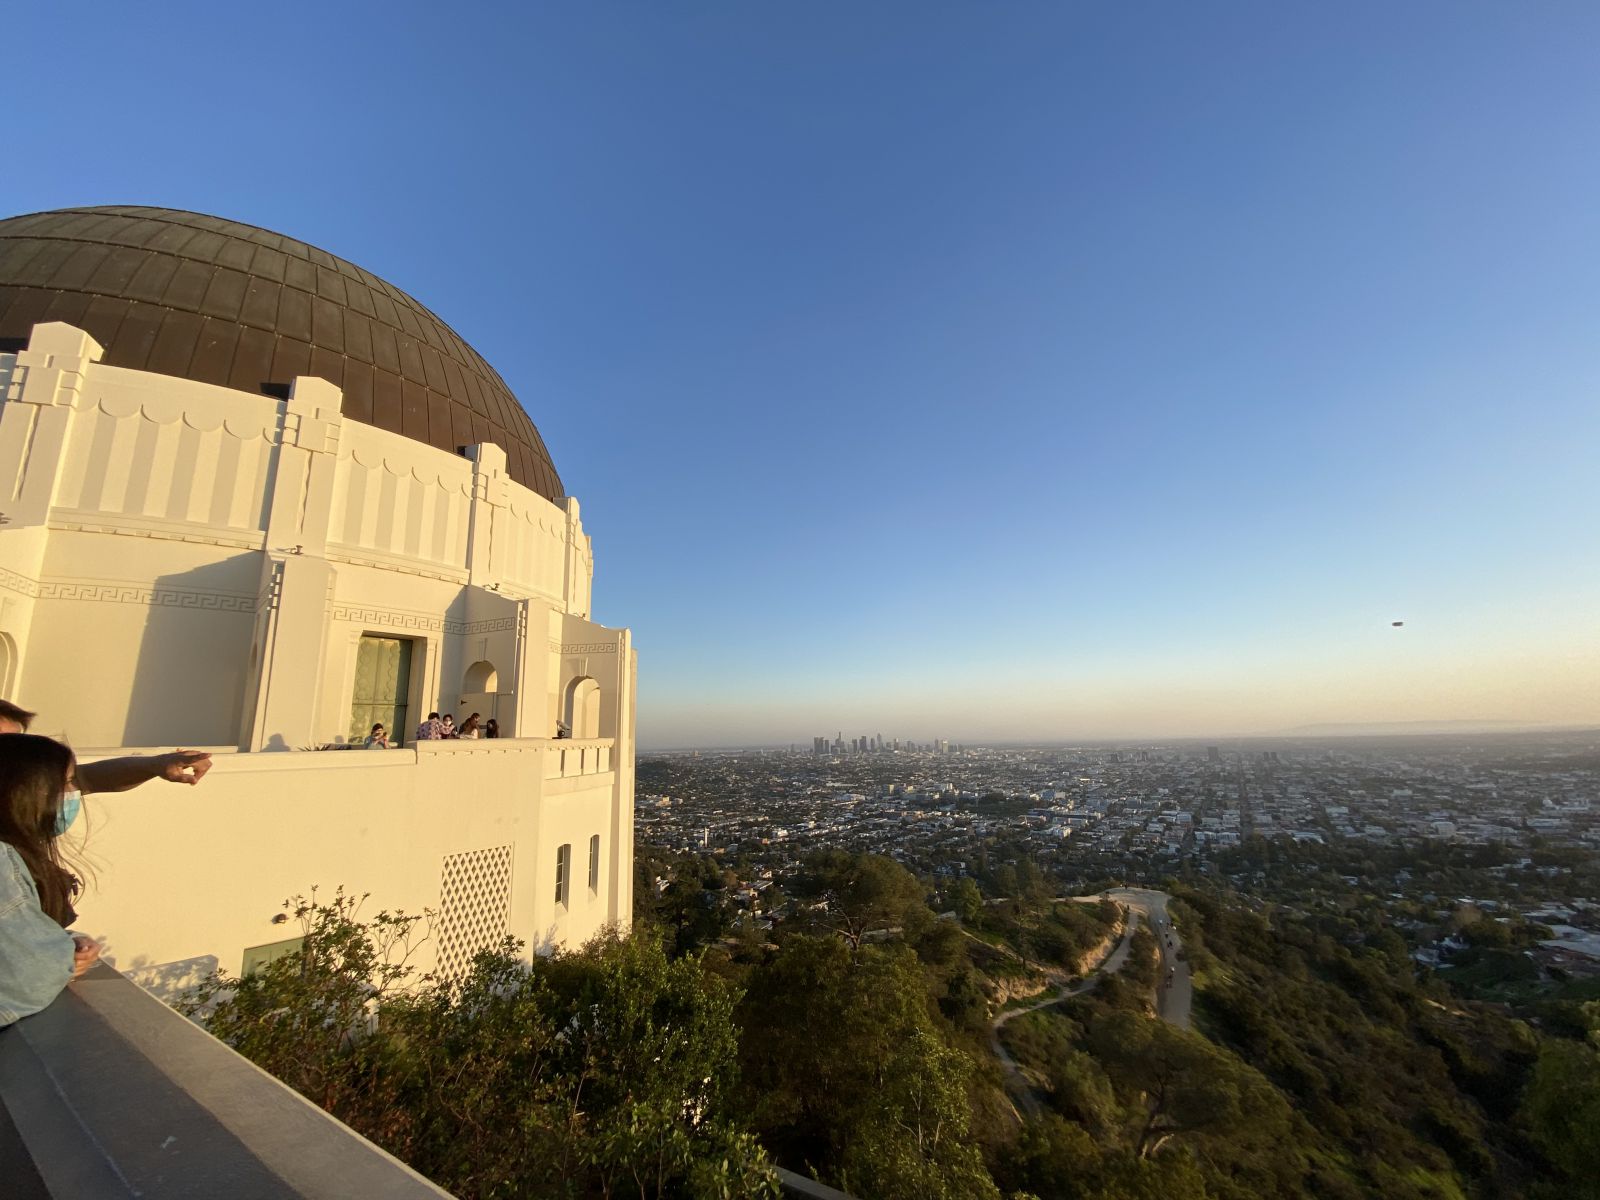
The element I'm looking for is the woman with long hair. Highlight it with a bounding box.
[0,734,100,1025]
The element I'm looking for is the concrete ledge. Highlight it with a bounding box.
[0,965,451,1198]
[777,1167,857,1199]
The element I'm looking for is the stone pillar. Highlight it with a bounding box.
[609,630,636,929]
[263,376,343,557]
[562,498,592,619]
[464,442,509,588]
[1,323,102,528]
[245,375,345,750]
[243,554,336,751]
[506,596,552,738]
[0,324,104,707]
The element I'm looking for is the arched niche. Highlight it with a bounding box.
[0,632,16,697]
[458,659,502,728]
[463,660,498,694]
[563,676,601,740]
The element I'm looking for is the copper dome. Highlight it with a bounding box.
[0,206,562,501]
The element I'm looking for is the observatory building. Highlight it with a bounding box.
[0,206,636,990]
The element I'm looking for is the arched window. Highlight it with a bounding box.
[563,677,601,739]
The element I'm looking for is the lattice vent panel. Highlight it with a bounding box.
[435,845,514,979]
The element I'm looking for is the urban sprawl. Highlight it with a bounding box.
[637,728,1600,979]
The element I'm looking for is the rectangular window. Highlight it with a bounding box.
[349,635,413,746]
[588,834,601,892]
[555,843,571,908]
[241,936,303,977]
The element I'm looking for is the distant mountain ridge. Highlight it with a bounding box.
[1267,719,1580,737]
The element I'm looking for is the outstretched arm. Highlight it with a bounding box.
[77,750,212,794]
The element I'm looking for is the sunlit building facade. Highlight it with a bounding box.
[0,207,635,994]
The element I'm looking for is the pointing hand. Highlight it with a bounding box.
[159,750,212,785]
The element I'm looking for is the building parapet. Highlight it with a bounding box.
[545,737,614,778]
[70,736,615,775]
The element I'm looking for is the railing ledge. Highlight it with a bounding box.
[0,965,451,1198]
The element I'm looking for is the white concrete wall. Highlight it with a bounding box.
[0,321,636,977]
[67,739,625,993]
[327,420,474,579]
[52,365,278,536]
[0,325,606,750]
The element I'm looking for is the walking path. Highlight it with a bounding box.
[1106,887,1192,1030]
[988,888,1193,1121]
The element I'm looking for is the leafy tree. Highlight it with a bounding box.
[838,1027,1000,1200]
[185,893,777,1198]
[1521,1039,1600,1198]
[181,889,425,1114]
[1165,884,1549,1197]
[793,851,933,951]
[738,934,997,1197]
[1085,1010,1291,1161]
[992,864,1020,900]
[951,877,985,924]
[657,855,734,957]
[995,1114,1214,1200]
[934,962,992,1037]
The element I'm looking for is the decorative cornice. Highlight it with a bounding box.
[325,547,468,586]
[48,514,266,552]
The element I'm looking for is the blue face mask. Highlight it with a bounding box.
[54,789,81,837]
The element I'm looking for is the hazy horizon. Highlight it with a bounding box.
[640,723,1600,755]
[8,4,1598,749]
[639,717,1599,754]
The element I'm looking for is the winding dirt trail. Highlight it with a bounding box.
[988,888,1192,1121]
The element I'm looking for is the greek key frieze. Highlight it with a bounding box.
[331,605,449,633]
[37,581,256,611]
[463,617,517,635]
[0,567,41,597]
[330,607,517,637]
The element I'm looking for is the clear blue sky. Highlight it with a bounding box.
[8,3,1598,747]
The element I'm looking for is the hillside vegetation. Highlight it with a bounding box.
[177,856,1595,1199]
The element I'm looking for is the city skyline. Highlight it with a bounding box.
[647,717,1596,755]
[8,3,1597,750]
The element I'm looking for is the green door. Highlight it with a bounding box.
[350,635,413,746]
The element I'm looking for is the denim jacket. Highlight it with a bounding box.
[0,842,74,1026]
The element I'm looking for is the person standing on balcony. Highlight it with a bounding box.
[440,714,458,739]
[459,713,481,739]
[0,700,211,793]
[0,734,101,1026]
[364,723,390,749]
[484,718,500,739]
[415,712,444,741]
